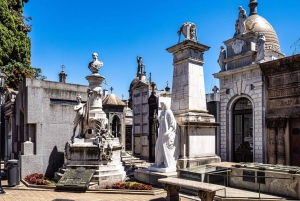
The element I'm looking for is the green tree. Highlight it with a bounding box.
[2,60,45,89]
[0,0,45,89]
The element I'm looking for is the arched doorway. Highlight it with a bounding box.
[112,115,121,142]
[233,98,253,162]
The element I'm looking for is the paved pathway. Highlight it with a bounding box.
[0,188,195,201]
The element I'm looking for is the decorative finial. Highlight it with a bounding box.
[125,99,129,108]
[248,0,258,16]
[110,87,114,94]
[165,81,170,92]
[59,65,67,83]
[148,72,152,84]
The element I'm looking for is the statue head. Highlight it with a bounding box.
[238,6,243,11]
[221,46,224,50]
[76,95,82,103]
[92,53,98,61]
[160,101,170,111]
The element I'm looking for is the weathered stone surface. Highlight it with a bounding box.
[56,167,95,191]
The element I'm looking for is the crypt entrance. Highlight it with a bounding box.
[233,98,253,162]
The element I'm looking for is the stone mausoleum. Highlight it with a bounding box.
[211,0,300,168]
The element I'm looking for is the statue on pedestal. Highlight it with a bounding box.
[152,101,179,169]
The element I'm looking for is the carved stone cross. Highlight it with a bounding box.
[103,80,108,90]
[212,86,219,93]
[110,87,114,94]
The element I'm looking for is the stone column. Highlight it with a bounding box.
[267,128,276,164]
[277,128,285,165]
[266,118,286,165]
[167,40,220,168]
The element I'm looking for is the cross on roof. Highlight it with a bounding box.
[110,87,114,94]
[103,80,108,90]
[122,94,124,100]
[212,86,219,93]
[61,65,65,71]
[166,81,169,87]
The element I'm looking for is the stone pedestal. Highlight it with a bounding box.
[65,138,125,184]
[167,40,221,169]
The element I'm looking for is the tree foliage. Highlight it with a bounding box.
[0,0,45,89]
[0,0,31,66]
[2,60,45,89]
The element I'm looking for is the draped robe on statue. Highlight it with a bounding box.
[153,101,179,169]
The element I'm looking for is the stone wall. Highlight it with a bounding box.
[15,78,88,178]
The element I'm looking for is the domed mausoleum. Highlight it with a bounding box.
[213,0,285,164]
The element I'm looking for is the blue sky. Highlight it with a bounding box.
[23,0,300,100]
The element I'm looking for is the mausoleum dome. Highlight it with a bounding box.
[129,77,139,90]
[245,14,281,53]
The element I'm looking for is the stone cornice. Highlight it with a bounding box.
[260,54,300,76]
[167,40,210,54]
[223,31,257,45]
[213,63,260,78]
[223,50,256,64]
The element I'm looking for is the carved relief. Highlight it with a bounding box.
[269,88,300,99]
[260,55,300,76]
[224,77,232,84]
[269,97,300,109]
[174,49,203,63]
[232,39,245,54]
[266,118,287,129]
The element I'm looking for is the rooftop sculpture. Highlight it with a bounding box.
[177,22,198,43]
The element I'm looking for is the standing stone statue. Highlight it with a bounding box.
[217,46,226,71]
[72,95,85,140]
[137,56,145,74]
[151,101,179,170]
[237,6,246,35]
[256,33,266,63]
[88,53,103,74]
